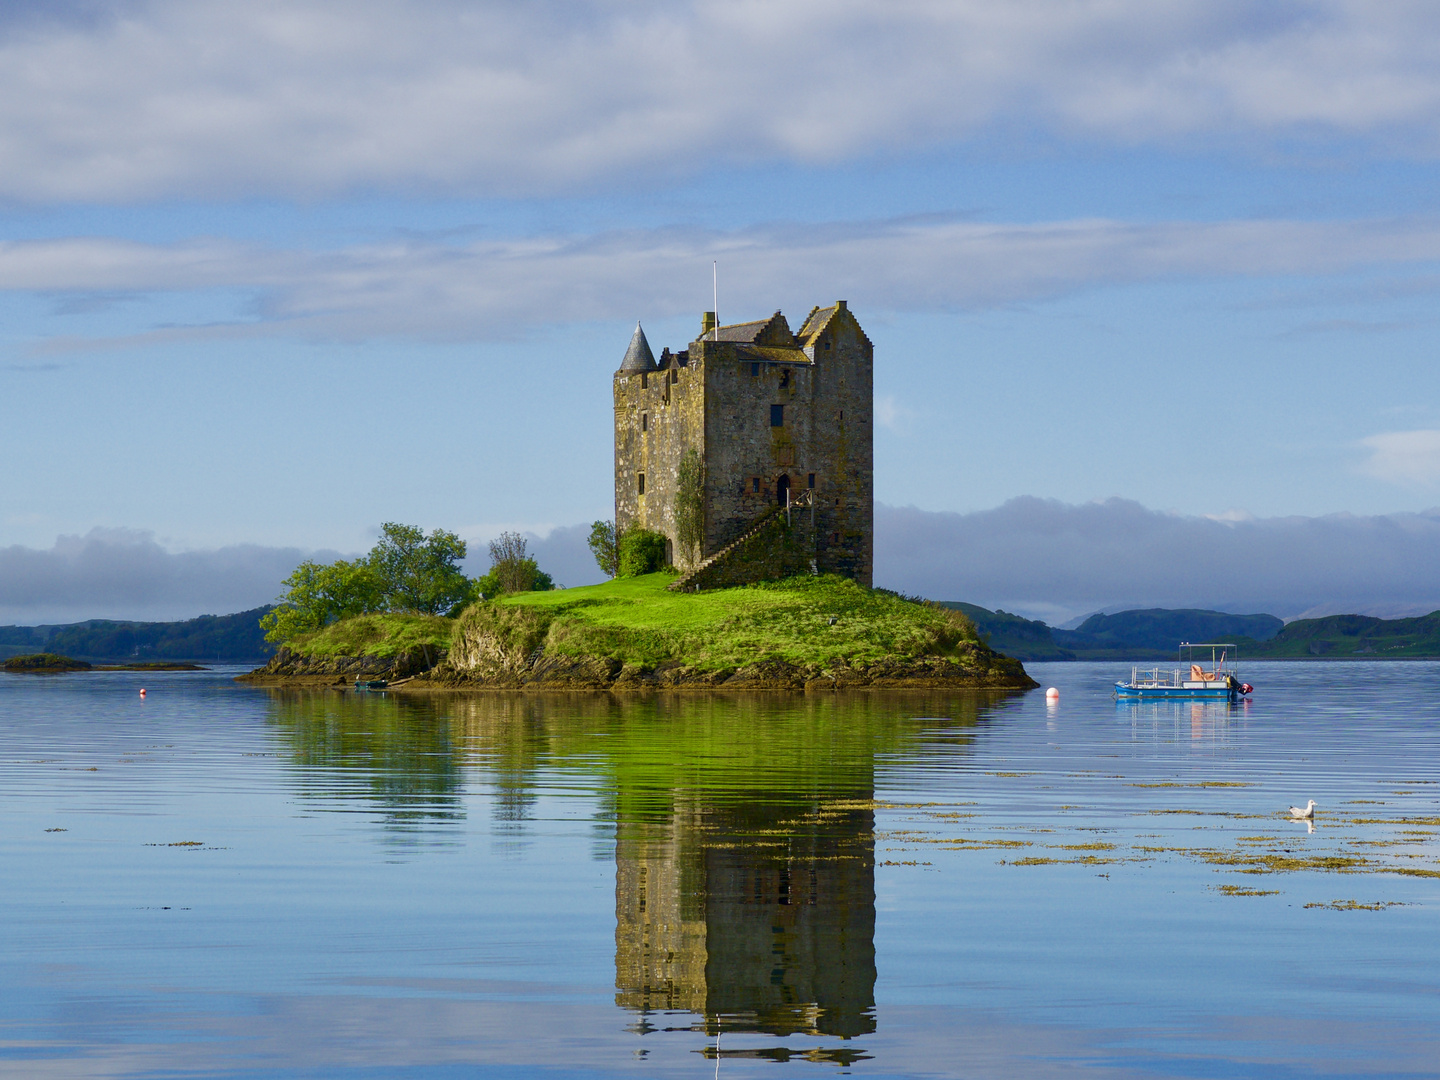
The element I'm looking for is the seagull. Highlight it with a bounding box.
[1288,799,1316,819]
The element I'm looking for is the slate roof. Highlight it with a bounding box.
[619,322,657,372]
[713,319,773,342]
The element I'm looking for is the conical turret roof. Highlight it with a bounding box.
[619,322,657,373]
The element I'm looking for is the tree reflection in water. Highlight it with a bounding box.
[265,689,467,828]
[265,687,1009,1042]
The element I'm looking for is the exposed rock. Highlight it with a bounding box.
[236,644,444,686]
[239,605,1036,692]
[400,638,1033,692]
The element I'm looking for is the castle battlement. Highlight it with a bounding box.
[613,303,873,586]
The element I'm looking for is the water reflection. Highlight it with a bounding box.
[265,690,467,826]
[1117,697,1250,746]
[265,689,1009,1046]
[615,791,876,1038]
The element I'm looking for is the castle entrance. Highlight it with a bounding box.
[776,474,791,506]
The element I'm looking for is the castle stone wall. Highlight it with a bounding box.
[614,352,705,568]
[614,303,872,585]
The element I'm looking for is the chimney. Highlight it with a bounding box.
[701,311,717,337]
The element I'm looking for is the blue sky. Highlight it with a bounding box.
[4,1,1440,622]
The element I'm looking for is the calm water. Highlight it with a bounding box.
[2,663,1438,1079]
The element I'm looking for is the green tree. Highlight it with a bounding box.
[675,450,705,562]
[261,558,384,643]
[368,522,471,615]
[619,528,668,576]
[476,531,555,598]
[588,519,619,578]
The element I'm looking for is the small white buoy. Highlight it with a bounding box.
[1045,687,1059,700]
[139,688,147,698]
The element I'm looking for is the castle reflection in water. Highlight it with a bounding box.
[262,689,999,1043]
[614,793,876,1038]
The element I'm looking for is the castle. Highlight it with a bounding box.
[613,303,873,588]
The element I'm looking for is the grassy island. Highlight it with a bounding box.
[4,653,92,673]
[246,574,1036,691]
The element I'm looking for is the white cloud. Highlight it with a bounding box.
[875,497,1440,622]
[6,214,1440,346]
[1,1,1439,201]
[1358,429,1440,485]
[0,527,333,624]
[874,394,914,432]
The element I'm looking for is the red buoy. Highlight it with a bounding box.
[139,688,147,698]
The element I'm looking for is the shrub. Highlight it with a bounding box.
[477,531,555,598]
[619,528,668,576]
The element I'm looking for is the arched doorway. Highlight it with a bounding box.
[776,474,791,507]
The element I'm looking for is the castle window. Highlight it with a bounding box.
[752,477,760,493]
[641,413,648,432]
[641,372,648,389]
[638,473,645,495]
[671,369,678,384]
[824,341,831,351]
[808,473,815,489]
[750,362,759,377]
[770,404,784,427]
[780,369,790,389]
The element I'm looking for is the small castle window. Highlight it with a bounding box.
[824,341,831,351]
[770,404,784,427]
[671,369,678,384]
[808,473,815,489]
[638,473,645,495]
[750,362,759,376]
[752,477,760,493]
[641,372,648,389]
[641,413,648,432]
[779,369,790,389]
[839,410,844,420]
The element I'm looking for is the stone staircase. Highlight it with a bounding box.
[668,489,815,593]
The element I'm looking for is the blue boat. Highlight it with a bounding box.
[1115,643,1253,700]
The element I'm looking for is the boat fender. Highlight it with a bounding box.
[1240,683,1253,695]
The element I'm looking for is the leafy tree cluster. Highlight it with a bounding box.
[589,519,671,578]
[262,523,557,644]
[262,523,470,642]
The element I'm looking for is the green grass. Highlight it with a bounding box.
[280,575,992,675]
[287,613,454,659]
[485,573,980,671]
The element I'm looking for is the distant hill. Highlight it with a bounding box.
[942,603,1076,660]
[1059,608,1282,655]
[0,607,275,663]
[941,604,1283,661]
[1250,610,1440,657]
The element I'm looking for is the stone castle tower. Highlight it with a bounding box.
[613,303,873,587]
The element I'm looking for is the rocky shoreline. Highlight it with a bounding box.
[236,642,1036,692]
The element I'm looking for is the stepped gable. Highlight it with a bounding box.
[713,311,795,345]
[798,300,871,351]
[618,322,658,373]
[716,311,809,363]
